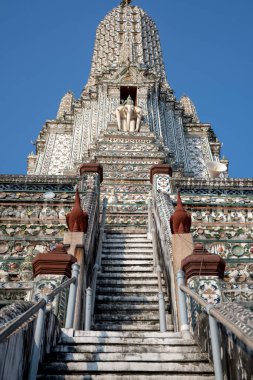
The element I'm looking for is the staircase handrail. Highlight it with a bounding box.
[177,270,253,380]
[85,197,107,330]
[179,282,253,351]
[150,193,179,330]
[0,263,80,380]
[148,198,167,332]
[85,191,100,272]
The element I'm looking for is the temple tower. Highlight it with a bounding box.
[28,0,225,181]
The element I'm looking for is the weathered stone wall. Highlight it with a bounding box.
[188,301,253,380]
[0,173,100,307]
[0,303,60,380]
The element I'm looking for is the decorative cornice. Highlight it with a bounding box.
[80,163,103,183]
[32,244,77,278]
[150,164,173,184]
[0,174,78,184]
[184,124,211,136]
[172,177,253,191]
[181,243,226,282]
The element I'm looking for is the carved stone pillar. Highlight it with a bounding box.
[150,164,173,193]
[181,243,226,304]
[63,232,85,330]
[64,188,89,329]
[80,163,103,183]
[170,192,193,329]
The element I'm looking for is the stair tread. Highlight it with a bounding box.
[38,375,215,380]
[63,330,180,338]
[59,337,198,346]
[105,239,151,243]
[96,293,164,297]
[102,257,153,267]
[97,279,164,285]
[96,287,161,293]
[98,272,158,278]
[94,314,168,320]
[39,361,214,373]
[101,254,153,259]
[96,295,168,302]
[101,267,155,272]
[52,344,201,354]
[45,352,209,362]
[95,304,160,311]
[103,241,152,244]
[94,324,171,332]
[102,249,153,253]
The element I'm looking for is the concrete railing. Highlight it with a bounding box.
[147,198,167,332]
[0,263,80,380]
[85,191,100,286]
[177,270,253,380]
[149,193,179,331]
[85,198,107,330]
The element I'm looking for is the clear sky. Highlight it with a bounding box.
[0,0,252,178]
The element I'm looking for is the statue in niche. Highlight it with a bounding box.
[115,96,143,132]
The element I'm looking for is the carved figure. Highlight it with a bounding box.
[170,192,191,234]
[66,189,89,233]
[115,96,143,132]
[228,265,250,283]
[0,270,9,282]
[108,189,118,204]
[120,0,132,6]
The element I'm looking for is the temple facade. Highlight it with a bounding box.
[0,1,252,379]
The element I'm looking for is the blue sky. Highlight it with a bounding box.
[0,0,252,177]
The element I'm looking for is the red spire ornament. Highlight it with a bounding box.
[66,189,89,233]
[170,192,191,234]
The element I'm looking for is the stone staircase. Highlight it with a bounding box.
[37,231,215,379]
[93,231,170,332]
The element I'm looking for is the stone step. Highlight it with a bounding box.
[37,374,215,380]
[106,234,148,238]
[95,295,167,303]
[101,254,153,260]
[44,352,209,363]
[101,260,153,266]
[95,303,160,312]
[97,278,164,286]
[52,343,200,354]
[95,305,167,314]
[105,222,148,228]
[105,238,151,243]
[101,267,155,273]
[94,314,169,322]
[59,336,196,346]
[103,241,152,246]
[96,287,161,294]
[105,230,148,235]
[102,248,153,253]
[38,361,214,374]
[94,323,169,331]
[63,330,180,339]
[98,272,158,279]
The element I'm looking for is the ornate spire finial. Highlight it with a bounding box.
[66,189,89,233]
[170,192,192,234]
[120,0,132,6]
